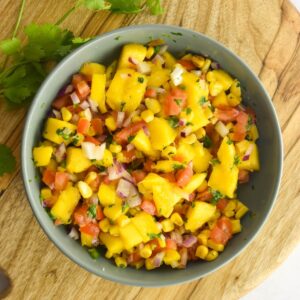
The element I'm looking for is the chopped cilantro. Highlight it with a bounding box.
[147,232,161,240]
[167,116,179,128]
[236,82,241,87]
[114,36,121,41]
[173,163,184,171]
[179,85,186,90]
[226,138,233,145]
[137,77,144,83]
[246,116,253,131]
[0,144,16,176]
[191,202,195,208]
[202,135,212,148]
[210,188,223,205]
[211,158,220,166]
[106,134,113,145]
[174,98,182,106]
[127,135,135,143]
[96,165,106,172]
[60,160,66,168]
[56,127,74,140]
[198,96,208,106]
[120,101,126,112]
[87,204,97,219]
[170,32,183,36]
[233,155,240,166]
[71,134,80,145]
[122,202,129,212]
[88,248,100,259]
[185,107,192,115]
[186,122,194,126]
[153,45,161,54]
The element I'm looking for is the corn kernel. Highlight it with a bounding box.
[161,146,176,159]
[236,205,249,219]
[109,144,122,153]
[116,215,130,227]
[105,251,113,259]
[105,116,117,131]
[177,226,185,235]
[141,110,154,123]
[211,210,221,221]
[41,188,52,200]
[191,55,205,68]
[197,233,208,246]
[158,237,166,248]
[72,133,84,146]
[201,58,211,73]
[128,207,139,216]
[57,166,66,172]
[61,107,72,122]
[161,219,174,232]
[132,115,142,123]
[109,225,120,236]
[134,260,144,269]
[195,128,206,139]
[224,210,235,218]
[145,258,156,270]
[207,239,224,252]
[99,218,110,232]
[84,171,98,185]
[116,152,127,163]
[140,244,152,258]
[170,213,184,226]
[196,245,209,259]
[163,250,180,265]
[181,134,197,145]
[145,98,161,114]
[205,250,219,261]
[231,219,242,234]
[146,46,154,59]
[77,181,93,199]
[115,256,127,268]
[209,81,224,97]
[87,126,96,137]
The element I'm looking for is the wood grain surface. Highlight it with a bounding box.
[0,0,299,299]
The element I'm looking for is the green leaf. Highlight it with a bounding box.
[88,248,101,259]
[0,144,16,176]
[146,0,164,15]
[72,36,92,44]
[202,135,212,148]
[209,188,223,205]
[147,232,161,240]
[0,38,21,55]
[81,0,111,10]
[167,116,179,128]
[87,204,97,218]
[109,0,143,13]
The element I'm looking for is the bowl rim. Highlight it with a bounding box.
[21,24,283,287]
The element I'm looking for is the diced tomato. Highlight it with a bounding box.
[160,172,176,183]
[72,74,85,86]
[215,108,240,122]
[164,88,187,116]
[166,238,177,250]
[54,172,69,191]
[75,80,90,99]
[114,121,146,144]
[52,94,72,110]
[73,205,89,226]
[42,169,56,188]
[196,189,212,202]
[216,198,229,211]
[66,105,83,114]
[232,111,249,142]
[140,200,157,215]
[91,118,104,135]
[88,174,101,192]
[131,170,146,183]
[189,192,196,201]
[80,223,100,238]
[210,217,232,245]
[176,163,193,188]
[178,59,196,71]
[173,203,189,215]
[84,136,100,145]
[102,175,112,185]
[238,169,250,184]
[144,159,154,172]
[77,118,90,135]
[144,88,157,98]
[122,149,136,163]
[149,239,163,255]
[173,154,185,163]
[96,206,104,221]
[128,252,142,264]
[54,219,63,226]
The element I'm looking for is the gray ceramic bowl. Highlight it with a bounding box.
[22,24,283,287]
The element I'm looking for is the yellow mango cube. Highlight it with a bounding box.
[99,233,124,255]
[212,91,230,108]
[66,147,92,173]
[90,73,107,113]
[148,67,171,87]
[217,136,236,168]
[118,44,147,69]
[131,129,159,158]
[33,146,53,167]
[236,140,260,171]
[80,62,105,78]
[183,173,207,194]
[119,222,143,250]
[162,51,177,69]
[153,160,184,173]
[193,141,212,172]
[98,183,117,206]
[81,232,93,247]
[103,197,123,221]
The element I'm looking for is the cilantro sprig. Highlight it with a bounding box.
[0,144,16,176]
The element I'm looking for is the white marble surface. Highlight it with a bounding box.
[242,1,300,299]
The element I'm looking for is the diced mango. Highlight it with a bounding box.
[153,160,184,173]
[33,146,53,167]
[98,183,117,206]
[148,66,170,87]
[162,51,177,69]
[66,147,92,173]
[193,141,212,172]
[131,129,159,158]
[96,149,113,167]
[230,79,241,97]
[212,91,230,108]
[90,73,107,113]
[51,186,81,224]
[118,44,147,69]
[106,69,147,112]
[231,219,242,233]
[248,125,259,141]
[80,62,105,78]
[99,233,124,255]
[163,249,180,265]
[185,201,216,232]
[43,118,77,145]
[235,140,260,171]
[217,136,236,168]
[206,70,233,91]
[137,173,167,194]
[227,93,241,107]
[148,117,177,150]
[183,173,207,194]
[119,222,144,250]
[103,197,123,221]
[176,141,195,163]
[81,232,93,247]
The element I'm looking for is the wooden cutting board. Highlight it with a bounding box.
[0,0,299,299]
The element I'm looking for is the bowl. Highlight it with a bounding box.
[21,24,283,287]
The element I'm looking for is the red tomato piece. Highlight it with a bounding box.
[73,205,89,226]
[159,172,176,183]
[140,200,157,216]
[96,206,104,221]
[238,169,250,183]
[164,88,187,116]
[77,118,90,135]
[215,108,240,122]
[176,163,193,188]
[91,118,104,135]
[131,170,146,183]
[42,169,56,188]
[122,149,136,163]
[172,154,185,163]
[196,189,212,202]
[177,59,196,71]
[102,175,112,185]
[144,88,157,98]
[216,198,229,211]
[166,238,177,250]
[54,172,69,191]
[144,159,154,172]
[210,217,232,245]
[114,121,146,144]
[75,80,90,99]
[232,111,249,142]
[80,223,100,238]
[127,252,142,264]
[72,74,85,86]
[88,174,101,192]
[52,94,72,110]
[84,136,101,145]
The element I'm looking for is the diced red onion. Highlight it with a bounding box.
[215,121,229,137]
[153,252,165,267]
[84,108,92,121]
[65,84,74,94]
[42,201,48,208]
[171,64,184,86]
[211,62,220,69]
[179,119,187,126]
[180,126,192,137]
[55,143,66,163]
[122,169,134,183]
[158,44,168,55]
[123,110,139,127]
[89,194,99,205]
[98,135,107,143]
[142,126,150,137]
[192,70,202,77]
[52,109,62,119]
[68,227,79,240]
[171,231,183,246]
[182,235,197,248]
[128,57,139,65]
[70,92,80,105]
[117,111,125,128]
[81,142,105,160]
[126,143,135,151]
[92,238,100,246]
[117,179,133,198]
[80,101,90,110]
[152,54,165,65]
[94,143,106,160]
[88,98,98,112]
[107,161,124,180]
[127,192,141,208]
[151,87,166,94]
[179,248,188,267]
[243,144,254,161]
[137,62,151,75]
